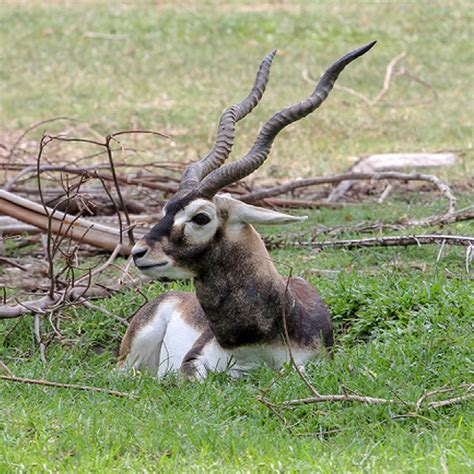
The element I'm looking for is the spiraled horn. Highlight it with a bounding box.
[179,50,277,191]
[197,41,377,198]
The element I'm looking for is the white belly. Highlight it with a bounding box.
[227,344,316,377]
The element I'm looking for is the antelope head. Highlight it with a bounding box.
[132,42,376,280]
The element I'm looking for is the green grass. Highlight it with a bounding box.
[2,198,473,472]
[1,1,473,472]
[0,0,472,177]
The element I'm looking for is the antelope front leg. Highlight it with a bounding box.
[180,331,231,381]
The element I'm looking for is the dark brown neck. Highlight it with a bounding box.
[193,226,289,349]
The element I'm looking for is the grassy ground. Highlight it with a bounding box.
[1,0,472,177]
[1,1,473,473]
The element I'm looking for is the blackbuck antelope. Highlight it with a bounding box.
[119,42,376,379]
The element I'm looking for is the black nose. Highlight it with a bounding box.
[132,246,148,261]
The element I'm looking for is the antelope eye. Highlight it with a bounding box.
[191,213,211,226]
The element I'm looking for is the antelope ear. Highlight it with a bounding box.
[223,197,307,226]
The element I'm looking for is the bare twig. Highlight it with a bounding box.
[0,256,28,270]
[303,52,407,107]
[34,314,47,364]
[279,393,396,406]
[256,396,295,432]
[105,135,133,245]
[258,381,473,429]
[3,164,178,194]
[81,300,129,326]
[310,235,474,250]
[0,374,133,398]
[75,243,122,285]
[240,171,457,218]
[0,361,13,376]
[371,52,407,105]
[36,135,56,298]
[416,383,473,410]
[427,394,474,409]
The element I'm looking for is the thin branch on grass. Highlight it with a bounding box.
[0,256,28,271]
[0,374,133,398]
[263,210,474,251]
[258,382,473,432]
[256,396,295,433]
[277,393,396,407]
[280,268,321,397]
[34,314,47,364]
[371,52,407,105]
[309,235,474,250]
[239,171,457,218]
[75,243,122,285]
[426,394,474,409]
[0,361,13,376]
[81,301,129,326]
[416,383,473,410]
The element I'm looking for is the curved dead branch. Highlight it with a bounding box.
[0,374,133,398]
[309,234,474,250]
[239,171,457,218]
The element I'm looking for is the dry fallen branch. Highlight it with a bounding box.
[370,52,407,105]
[259,383,473,411]
[0,216,40,234]
[3,163,179,194]
[310,234,474,250]
[240,170,457,219]
[0,267,150,319]
[260,393,396,407]
[0,190,135,254]
[327,152,457,202]
[0,374,133,398]
[0,256,28,270]
[263,210,474,251]
[416,383,474,410]
[258,378,473,432]
[426,393,474,409]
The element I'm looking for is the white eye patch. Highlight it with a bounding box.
[174,199,219,244]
